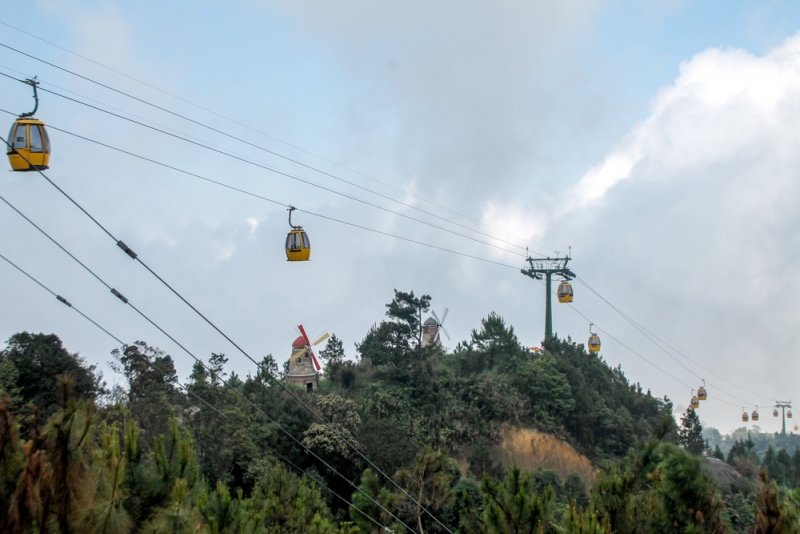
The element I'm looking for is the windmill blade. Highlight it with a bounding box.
[313,332,330,346]
[441,307,449,324]
[290,346,310,362]
[309,350,322,371]
[440,324,451,341]
[431,309,440,323]
[297,324,312,346]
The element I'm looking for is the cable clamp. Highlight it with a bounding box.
[110,288,129,304]
[56,295,72,307]
[116,240,138,260]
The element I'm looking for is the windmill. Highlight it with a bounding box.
[423,307,450,347]
[289,325,330,372]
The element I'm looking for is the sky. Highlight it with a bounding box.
[1,0,800,434]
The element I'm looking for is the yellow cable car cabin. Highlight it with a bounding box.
[789,410,793,419]
[286,229,310,261]
[557,281,573,303]
[742,410,749,422]
[587,323,601,353]
[285,207,310,261]
[752,409,759,421]
[6,79,50,172]
[774,408,780,417]
[690,395,700,410]
[7,119,50,171]
[698,381,707,401]
[794,423,798,432]
[588,334,601,353]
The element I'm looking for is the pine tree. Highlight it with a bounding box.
[395,446,457,534]
[481,465,554,534]
[319,334,345,381]
[350,468,405,533]
[678,407,705,455]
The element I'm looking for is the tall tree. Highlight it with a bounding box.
[2,332,102,420]
[350,468,406,533]
[395,446,457,534]
[319,334,345,381]
[481,465,554,534]
[468,313,524,372]
[357,290,432,366]
[45,376,96,534]
[110,342,184,445]
[678,407,705,455]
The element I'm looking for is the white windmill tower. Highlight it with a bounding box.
[422,307,450,347]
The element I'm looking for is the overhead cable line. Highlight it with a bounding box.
[556,281,764,408]
[0,43,548,257]
[575,272,775,402]
[0,62,258,161]
[0,114,519,271]
[564,302,747,408]
[543,280,751,408]
[0,251,392,533]
[0,139,452,534]
[0,19,555,253]
[533,278,693,391]
[574,275,772,406]
[0,199,418,534]
[0,73,526,260]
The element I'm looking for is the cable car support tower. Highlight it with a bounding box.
[521,252,575,342]
[775,401,793,436]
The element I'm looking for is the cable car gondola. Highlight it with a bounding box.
[794,423,798,432]
[7,78,50,172]
[742,409,749,423]
[587,323,601,353]
[774,408,780,418]
[690,390,700,410]
[789,410,793,419]
[285,207,310,261]
[557,281,573,303]
[697,380,707,401]
[752,407,759,421]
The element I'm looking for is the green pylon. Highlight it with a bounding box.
[521,254,574,342]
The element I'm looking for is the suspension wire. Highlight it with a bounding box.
[0,202,418,534]
[0,62,260,162]
[0,51,542,258]
[0,141,449,534]
[545,280,761,409]
[0,114,518,271]
[564,302,747,408]
[0,19,557,254]
[1,120,764,415]
[574,271,776,403]
[8,75,526,260]
[573,275,773,406]
[0,251,392,533]
[532,278,749,409]
[1,50,767,485]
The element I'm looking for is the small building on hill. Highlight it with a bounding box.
[284,335,318,393]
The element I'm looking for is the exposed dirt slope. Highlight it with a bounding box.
[489,424,596,482]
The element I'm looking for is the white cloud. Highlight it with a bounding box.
[247,217,259,234]
[564,35,800,215]
[540,32,800,429]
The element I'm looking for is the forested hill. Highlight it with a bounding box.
[0,289,691,533]
[335,290,672,465]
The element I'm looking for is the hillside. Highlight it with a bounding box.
[0,290,793,533]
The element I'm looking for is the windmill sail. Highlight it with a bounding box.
[298,324,323,371]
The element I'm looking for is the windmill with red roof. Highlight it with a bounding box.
[284,325,329,392]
